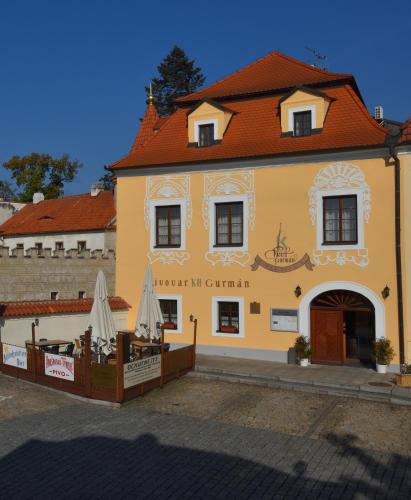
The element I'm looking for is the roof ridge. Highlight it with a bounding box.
[176,51,277,103]
[177,51,352,103]
[274,51,352,78]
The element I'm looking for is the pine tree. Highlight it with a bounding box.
[147,46,205,115]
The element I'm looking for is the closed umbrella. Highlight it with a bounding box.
[135,267,163,340]
[88,270,116,355]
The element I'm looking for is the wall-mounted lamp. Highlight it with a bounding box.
[381,285,390,300]
[34,318,39,327]
[294,285,302,298]
[189,314,194,322]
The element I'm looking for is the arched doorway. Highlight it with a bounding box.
[310,290,375,366]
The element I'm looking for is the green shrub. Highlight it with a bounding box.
[373,338,395,365]
[294,335,311,360]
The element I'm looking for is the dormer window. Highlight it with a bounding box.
[198,124,214,147]
[293,111,312,137]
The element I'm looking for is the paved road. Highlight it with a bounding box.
[0,374,410,499]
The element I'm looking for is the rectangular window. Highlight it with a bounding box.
[155,205,181,247]
[55,241,64,250]
[35,242,43,255]
[218,301,239,334]
[77,241,86,252]
[16,243,24,249]
[323,195,358,244]
[78,291,86,299]
[50,291,59,300]
[215,202,243,247]
[198,124,214,147]
[159,299,178,330]
[293,111,312,137]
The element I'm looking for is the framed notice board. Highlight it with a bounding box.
[270,308,299,332]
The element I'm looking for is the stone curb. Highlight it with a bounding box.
[190,367,411,407]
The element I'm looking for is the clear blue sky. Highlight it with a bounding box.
[1,0,410,196]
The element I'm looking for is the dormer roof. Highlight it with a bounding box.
[278,86,335,104]
[186,98,237,116]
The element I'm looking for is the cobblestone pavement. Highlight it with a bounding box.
[0,375,410,499]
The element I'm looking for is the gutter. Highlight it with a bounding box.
[389,145,405,365]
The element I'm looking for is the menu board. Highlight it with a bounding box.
[270,308,299,332]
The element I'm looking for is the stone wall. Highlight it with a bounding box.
[0,247,115,301]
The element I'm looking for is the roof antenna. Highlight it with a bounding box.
[305,47,327,70]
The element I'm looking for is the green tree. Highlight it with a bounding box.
[147,46,205,115]
[99,165,114,190]
[0,180,16,201]
[3,153,82,202]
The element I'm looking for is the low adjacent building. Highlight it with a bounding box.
[0,186,116,301]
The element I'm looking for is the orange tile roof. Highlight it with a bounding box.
[400,117,411,143]
[0,190,116,237]
[176,51,355,103]
[112,85,388,170]
[130,102,159,153]
[0,297,130,317]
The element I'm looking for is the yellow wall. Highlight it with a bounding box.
[187,102,232,142]
[280,90,330,132]
[401,152,411,363]
[115,158,400,363]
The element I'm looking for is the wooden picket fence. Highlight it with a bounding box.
[0,326,196,404]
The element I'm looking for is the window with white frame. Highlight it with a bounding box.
[158,294,182,333]
[316,189,363,250]
[209,195,248,252]
[194,119,217,146]
[288,106,315,135]
[149,199,186,252]
[212,296,244,338]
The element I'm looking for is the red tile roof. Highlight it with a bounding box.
[400,117,411,143]
[0,190,116,237]
[0,297,130,317]
[130,102,159,153]
[112,85,388,170]
[176,51,355,103]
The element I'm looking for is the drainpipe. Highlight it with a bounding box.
[389,145,405,365]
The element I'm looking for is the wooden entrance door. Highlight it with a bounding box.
[311,309,344,365]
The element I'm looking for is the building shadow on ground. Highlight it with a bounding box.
[0,432,409,499]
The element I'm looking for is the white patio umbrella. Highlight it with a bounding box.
[135,267,164,341]
[87,270,116,355]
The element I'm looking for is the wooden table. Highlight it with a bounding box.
[25,339,72,349]
[131,340,161,358]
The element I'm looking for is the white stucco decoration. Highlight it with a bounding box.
[145,175,191,265]
[299,281,385,340]
[308,163,371,267]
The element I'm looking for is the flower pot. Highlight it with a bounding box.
[376,363,388,374]
[299,358,309,367]
[395,373,411,387]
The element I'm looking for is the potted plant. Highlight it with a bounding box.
[396,364,411,387]
[373,338,395,374]
[294,335,311,367]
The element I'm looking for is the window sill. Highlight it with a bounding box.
[154,245,182,249]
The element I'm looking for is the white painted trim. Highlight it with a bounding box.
[149,198,186,252]
[208,194,248,252]
[157,294,182,334]
[299,281,385,340]
[316,188,364,250]
[288,105,316,133]
[211,296,245,338]
[194,119,218,143]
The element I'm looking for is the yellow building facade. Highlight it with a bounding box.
[112,52,411,370]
